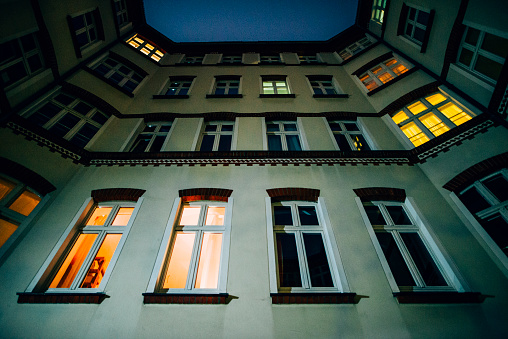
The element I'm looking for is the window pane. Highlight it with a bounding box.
[329,123,342,132]
[29,102,61,126]
[343,123,359,131]
[49,234,97,288]
[414,27,425,43]
[49,114,80,138]
[401,122,430,146]
[352,134,370,151]
[70,123,99,148]
[438,102,472,126]
[87,207,112,226]
[0,178,16,201]
[274,206,293,225]
[276,233,302,287]
[205,206,225,226]
[481,32,508,58]
[459,187,491,214]
[377,72,393,83]
[179,206,201,225]
[221,125,234,132]
[8,190,41,216]
[80,234,122,288]
[386,206,412,225]
[205,124,217,132]
[364,205,386,225]
[425,93,446,106]
[458,48,474,67]
[474,55,503,81]
[479,214,508,257]
[416,11,429,25]
[148,135,166,152]
[303,233,333,287]
[286,135,302,151]
[130,136,150,152]
[194,233,223,289]
[298,206,318,225]
[266,124,279,132]
[407,101,427,115]
[27,54,43,73]
[419,113,450,137]
[392,111,409,124]
[200,135,215,152]
[163,232,195,288]
[0,218,18,249]
[111,207,134,226]
[376,232,416,286]
[465,27,480,46]
[401,233,447,286]
[268,135,282,151]
[284,124,297,132]
[483,175,508,202]
[218,135,232,151]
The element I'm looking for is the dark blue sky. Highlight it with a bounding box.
[144,0,358,42]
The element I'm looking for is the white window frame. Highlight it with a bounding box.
[298,55,320,64]
[451,169,508,277]
[265,120,305,151]
[146,197,233,294]
[182,56,204,64]
[220,55,243,64]
[326,120,373,151]
[261,76,291,95]
[371,0,387,24]
[26,197,143,293]
[128,121,174,152]
[265,197,349,293]
[70,10,98,51]
[260,55,282,64]
[196,121,235,151]
[161,77,195,96]
[338,35,375,62]
[356,56,412,93]
[356,197,467,293]
[89,55,145,93]
[113,0,129,29]
[125,34,165,62]
[306,76,341,95]
[212,78,241,95]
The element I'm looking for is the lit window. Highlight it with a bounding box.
[307,76,340,95]
[125,34,166,62]
[212,77,240,95]
[266,121,302,151]
[198,121,234,151]
[162,77,194,96]
[221,55,242,64]
[359,199,460,292]
[182,56,204,64]
[338,35,374,61]
[21,92,110,148]
[328,121,371,151]
[403,6,431,46]
[0,32,45,89]
[0,176,42,249]
[299,55,320,64]
[129,122,173,152]
[155,199,232,292]
[69,10,100,51]
[91,56,145,93]
[457,26,508,84]
[371,0,387,24]
[358,57,410,91]
[113,0,129,28]
[260,55,282,64]
[391,92,474,147]
[262,77,290,95]
[458,170,508,258]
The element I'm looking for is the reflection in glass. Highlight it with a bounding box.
[386,206,412,225]
[163,232,195,288]
[81,234,122,288]
[274,206,293,225]
[111,207,134,226]
[205,207,225,225]
[298,206,318,225]
[303,233,333,287]
[376,232,415,286]
[276,233,302,287]
[195,233,223,288]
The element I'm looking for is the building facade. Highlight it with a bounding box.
[1,0,507,338]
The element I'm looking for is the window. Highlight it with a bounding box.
[21,92,110,148]
[0,176,42,249]
[457,170,508,258]
[371,0,387,23]
[69,10,101,52]
[266,199,345,293]
[113,0,129,28]
[299,55,320,64]
[198,121,234,151]
[338,35,374,61]
[152,197,232,293]
[262,76,291,95]
[91,56,144,93]
[358,57,410,92]
[221,55,242,64]
[266,121,302,151]
[403,6,431,46]
[0,32,45,89]
[391,92,474,147]
[260,55,282,64]
[212,77,240,95]
[129,122,173,152]
[328,121,371,151]
[126,34,165,62]
[307,76,340,96]
[182,56,204,64]
[359,200,457,292]
[457,26,508,84]
[162,77,194,97]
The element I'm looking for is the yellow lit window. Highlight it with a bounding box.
[111,207,134,226]
[145,43,154,50]
[151,55,161,62]
[8,190,41,216]
[438,102,472,126]
[128,41,139,48]
[407,101,427,115]
[425,93,446,106]
[125,34,165,62]
[80,234,122,288]
[87,207,112,226]
[140,48,150,55]
[392,111,409,124]
[419,113,450,137]
[134,37,144,44]
[401,122,430,146]
[391,64,408,75]
[384,59,397,67]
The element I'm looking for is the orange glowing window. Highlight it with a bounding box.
[80,234,122,288]
[87,207,112,226]
[126,34,165,62]
[377,72,393,84]
[391,64,408,76]
[0,178,16,201]
[195,233,222,289]
[163,232,195,289]
[205,207,225,226]
[179,206,201,225]
[384,59,397,67]
[0,218,18,249]
[8,190,41,216]
[111,207,134,226]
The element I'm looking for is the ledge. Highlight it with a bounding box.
[142,293,230,304]
[270,292,360,304]
[298,62,327,65]
[17,292,109,304]
[152,95,189,99]
[394,292,488,304]
[259,94,296,98]
[206,94,243,98]
[259,62,286,65]
[366,68,418,96]
[84,68,135,98]
[313,94,349,98]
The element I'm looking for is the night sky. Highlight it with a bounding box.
[144,0,359,42]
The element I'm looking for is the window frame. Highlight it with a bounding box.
[298,55,321,64]
[260,76,292,96]
[306,76,344,97]
[160,77,195,97]
[264,120,305,151]
[112,0,129,29]
[88,54,146,95]
[371,0,387,24]
[220,55,243,64]
[182,56,204,65]
[68,9,101,55]
[356,197,466,293]
[265,197,349,294]
[210,77,241,96]
[125,34,165,62]
[326,120,373,151]
[338,35,375,62]
[402,6,431,46]
[25,197,143,293]
[356,56,411,93]
[260,54,283,64]
[128,121,174,152]
[196,121,235,152]
[146,197,233,294]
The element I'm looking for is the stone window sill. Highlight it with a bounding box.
[270,292,360,304]
[17,292,108,304]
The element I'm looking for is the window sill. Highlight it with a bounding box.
[270,292,360,304]
[142,293,230,304]
[313,94,349,98]
[217,62,244,66]
[393,292,488,304]
[175,63,203,66]
[448,63,496,92]
[259,62,286,65]
[84,68,135,98]
[152,94,190,99]
[17,292,109,304]
[366,67,418,96]
[206,94,243,98]
[259,94,295,98]
[299,62,327,65]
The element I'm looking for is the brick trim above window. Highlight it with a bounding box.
[142,293,230,304]
[179,188,233,202]
[266,187,320,202]
[17,292,108,304]
[352,52,393,76]
[443,152,508,193]
[91,188,146,202]
[378,81,441,117]
[0,157,56,195]
[353,187,406,202]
